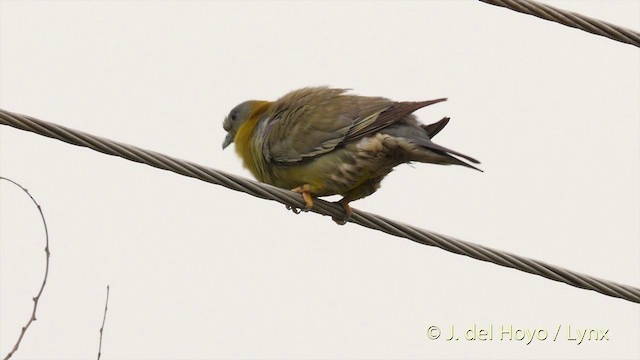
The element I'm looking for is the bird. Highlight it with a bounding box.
[222,86,480,224]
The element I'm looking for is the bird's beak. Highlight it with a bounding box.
[222,131,235,149]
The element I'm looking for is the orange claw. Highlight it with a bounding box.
[291,184,314,210]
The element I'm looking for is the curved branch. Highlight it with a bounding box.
[1,177,51,360]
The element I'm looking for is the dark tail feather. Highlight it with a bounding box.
[413,138,483,172]
[446,155,483,172]
[421,117,450,138]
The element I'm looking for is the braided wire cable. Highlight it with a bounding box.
[480,0,640,47]
[1,108,639,303]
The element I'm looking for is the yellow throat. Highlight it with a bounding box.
[234,101,271,181]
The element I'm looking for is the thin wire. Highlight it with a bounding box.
[479,0,640,47]
[1,109,638,304]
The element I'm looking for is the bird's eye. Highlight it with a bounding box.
[230,111,238,121]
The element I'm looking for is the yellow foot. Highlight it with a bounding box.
[332,199,353,225]
[290,184,314,211]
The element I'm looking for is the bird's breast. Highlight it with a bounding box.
[234,118,272,183]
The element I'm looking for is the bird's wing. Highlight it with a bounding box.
[343,99,447,143]
[262,87,393,163]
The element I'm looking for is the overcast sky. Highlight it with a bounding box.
[1,1,638,359]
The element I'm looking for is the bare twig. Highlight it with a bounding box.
[97,285,110,360]
[1,177,51,360]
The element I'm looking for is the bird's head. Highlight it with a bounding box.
[222,100,270,149]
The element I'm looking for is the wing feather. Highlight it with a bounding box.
[263,87,390,163]
[262,87,448,164]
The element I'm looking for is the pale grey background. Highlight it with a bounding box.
[1,1,638,359]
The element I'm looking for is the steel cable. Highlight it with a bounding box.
[1,108,638,303]
[480,0,640,47]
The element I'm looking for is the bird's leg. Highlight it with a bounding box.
[333,198,353,225]
[332,176,384,225]
[290,184,314,211]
